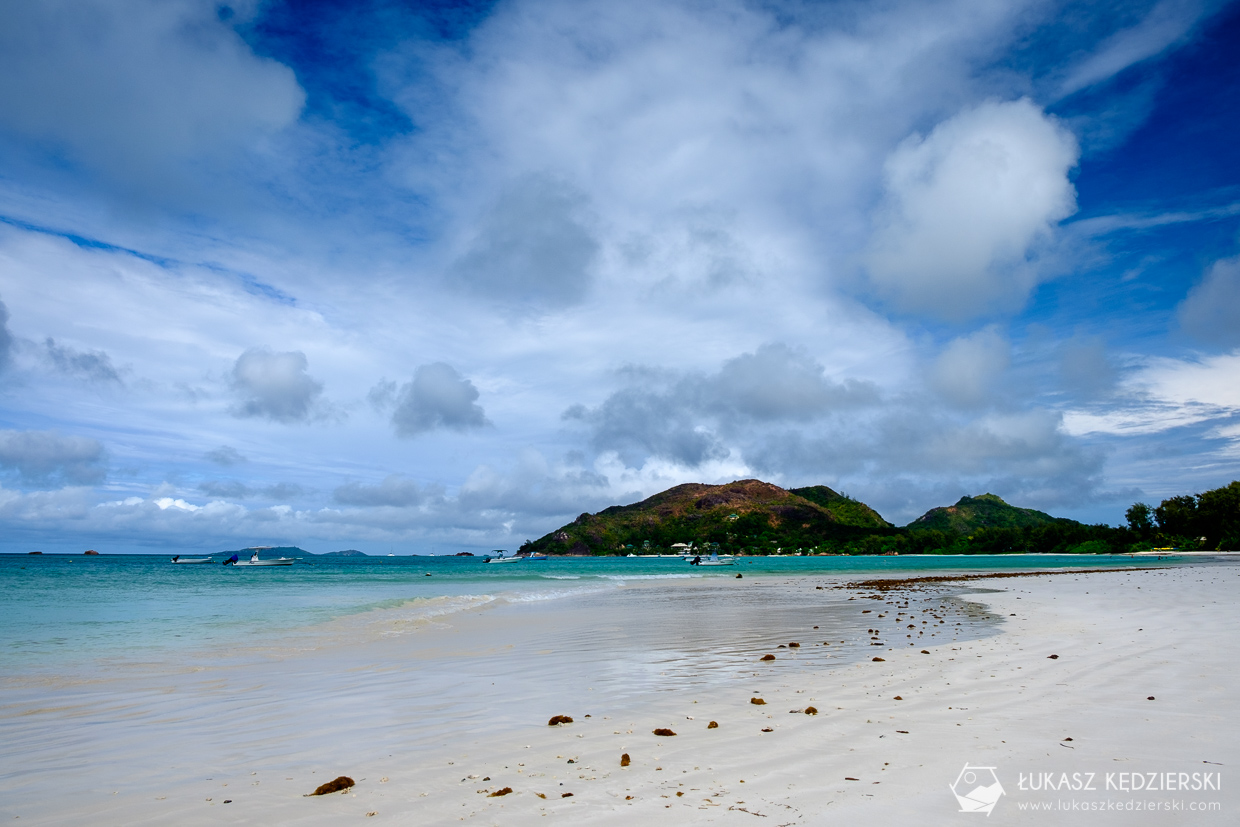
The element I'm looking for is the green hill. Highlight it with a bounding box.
[522,479,892,556]
[789,485,890,528]
[908,494,1070,534]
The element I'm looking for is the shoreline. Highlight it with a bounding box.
[0,552,1175,675]
[3,562,1237,824]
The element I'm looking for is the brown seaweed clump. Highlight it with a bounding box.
[760,654,776,661]
[548,715,574,726]
[620,753,630,767]
[652,728,677,736]
[308,776,355,796]
[804,706,818,715]
[750,697,766,705]
[788,642,800,648]
[761,727,774,732]
[707,721,719,729]
[488,787,513,797]
[561,792,574,798]
[845,567,1156,592]
[872,657,885,662]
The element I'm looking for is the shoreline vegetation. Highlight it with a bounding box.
[521,478,1240,557]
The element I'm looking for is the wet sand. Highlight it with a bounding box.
[2,564,1237,824]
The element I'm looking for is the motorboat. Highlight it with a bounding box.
[484,550,524,564]
[689,551,734,566]
[225,549,295,566]
[171,555,213,564]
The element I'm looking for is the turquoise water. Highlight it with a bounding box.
[0,552,1165,669]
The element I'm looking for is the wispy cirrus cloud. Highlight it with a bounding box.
[1057,0,1218,97]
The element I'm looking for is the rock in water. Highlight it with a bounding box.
[620,753,630,767]
[548,715,574,726]
[760,654,776,661]
[707,721,719,729]
[804,706,818,715]
[652,728,677,736]
[308,776,355,796]
[750,697,766,705]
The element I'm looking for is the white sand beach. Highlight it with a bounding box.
[3,562,1237,825]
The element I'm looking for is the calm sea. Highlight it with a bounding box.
[1,552,1166,669]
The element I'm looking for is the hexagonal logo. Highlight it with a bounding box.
[950,763,1005,815]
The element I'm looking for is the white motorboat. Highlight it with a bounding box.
[689,551,734,566]
[226,549,295,566]
[485,550,524,564]
[171,555,213,564]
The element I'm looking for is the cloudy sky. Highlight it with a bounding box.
[1,0,1238,553]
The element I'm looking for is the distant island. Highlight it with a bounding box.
[217,547,370,557]
[519,478,1240,556]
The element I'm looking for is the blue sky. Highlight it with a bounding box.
[0,0,1238,553]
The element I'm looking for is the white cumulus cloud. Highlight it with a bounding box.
[386,363,489,437]
[865,98,1079,319]
[230,348,324,423]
